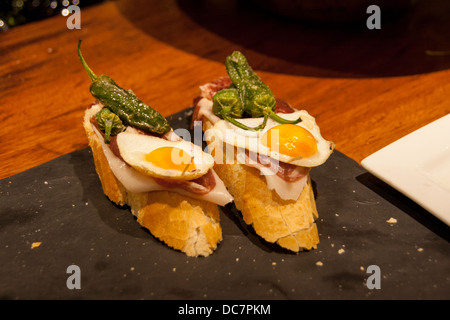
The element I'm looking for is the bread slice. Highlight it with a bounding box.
[203,120,319,252]
[83,106,222,257]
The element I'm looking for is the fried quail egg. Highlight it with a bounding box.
[117,131,214,180]
[206,110,334,167]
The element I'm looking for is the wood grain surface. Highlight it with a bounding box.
[1,0,449,179]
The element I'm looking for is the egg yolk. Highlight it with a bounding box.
[145,147,196,172]
[261,124,317,158]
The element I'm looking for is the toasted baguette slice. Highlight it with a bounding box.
[203,120,319,252]
[84,106,222,257]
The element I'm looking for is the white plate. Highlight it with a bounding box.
[361,114,450,226]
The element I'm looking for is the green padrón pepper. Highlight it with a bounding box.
[95,108,123,144]
[221,51,301,130]
[212,88,258,130]
[78,40,171,135]
[213,87,271,131]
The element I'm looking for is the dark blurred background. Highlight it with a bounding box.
[2,0,449,78]
[0,0,417,32]
[0,0,106,31]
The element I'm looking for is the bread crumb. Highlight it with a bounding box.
[338,248,345,254]
[31,242,41,249]
[271,262,277,266]
[316,261,323,267]
[417,247,424,252]
[172,267,176,272]
[235,258,239,262]
[386,217,397,224]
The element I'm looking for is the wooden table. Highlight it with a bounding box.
[1,0,449,179]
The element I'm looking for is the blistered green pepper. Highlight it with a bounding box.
[224,51,301,129]
[78,40,171,135]
[95,108,123,144]
[212,88,265,130]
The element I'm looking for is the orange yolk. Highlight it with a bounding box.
[145,147,196,172]
[261,124,317,158]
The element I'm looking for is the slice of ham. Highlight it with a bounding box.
[154,169,216,195]
[199,76,232,100]
[236,148,309,201]
[239,148,310,182]
[274,98,296,114]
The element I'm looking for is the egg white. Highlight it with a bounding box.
[117,131,214,180]
[206,110,334,167]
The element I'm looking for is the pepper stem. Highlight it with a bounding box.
[269,111,302,125]
[223,113,268,131]
[78,40,97,82]
[103,118,113,144]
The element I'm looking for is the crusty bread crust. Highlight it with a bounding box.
[204,120,319,252]
[135,191,221,257]
[85,124,128,206]
[84,107,222,257]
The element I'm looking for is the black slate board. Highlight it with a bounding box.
[1,108,449,300]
